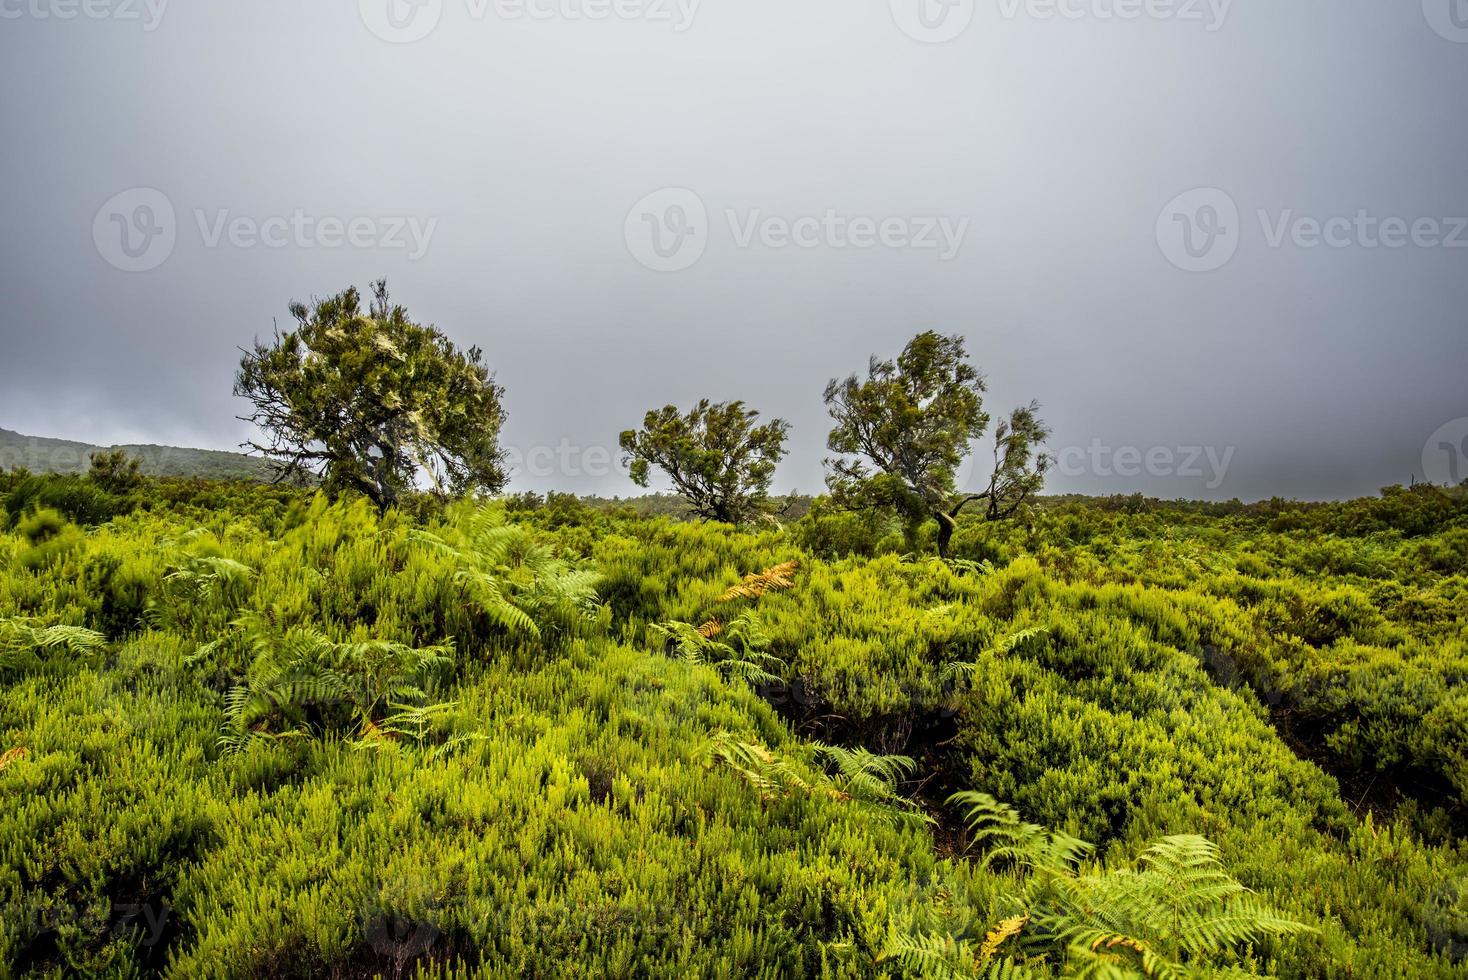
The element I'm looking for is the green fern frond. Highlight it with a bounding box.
[876,931,979,979]
[942,626,1050,685]
[652,613,785,688]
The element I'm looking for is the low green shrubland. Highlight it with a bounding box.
[1,479,1465,977]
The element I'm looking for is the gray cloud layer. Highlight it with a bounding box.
[1,0,1465,501]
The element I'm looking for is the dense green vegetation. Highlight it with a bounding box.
[1,466,1465,977]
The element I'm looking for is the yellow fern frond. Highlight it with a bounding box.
[696,618,724,638]
[719,560,800,602]
[1090,933,1150,956]
[359,721,395,743]
[981,915,1028,960]
[0,746,29,772]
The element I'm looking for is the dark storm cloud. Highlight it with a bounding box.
[1,0,1464,501]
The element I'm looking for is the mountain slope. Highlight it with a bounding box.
[0,427,278,482]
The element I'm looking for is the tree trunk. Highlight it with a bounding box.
[934,510,956,559]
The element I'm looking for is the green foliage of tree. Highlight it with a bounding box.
[235,280,507,509]
[824,331,1050,556]
[961,402,1053,523]
[87,450,143,494]
[4,473,129,528]
[620,399,790,525]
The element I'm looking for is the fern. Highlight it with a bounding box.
[948,790,1094,875]
[651,613,785,687]
[877,932,1035,979]
[410,508,602,650]
[0,617,107,679]
[812,742,932,829]
[903,555,996,577]
[877,931,981,979]
[219,624,454,753]
[719,559,799,602]
[980,915,1029,961]
[703,732,810,801]
[932,791,1316,978]
[0,746,29,773]
[703,733,931,829]
[941,626,1051,685]
[356,700,460,748]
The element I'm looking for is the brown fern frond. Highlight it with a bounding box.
[0,746,29,772]
[719,560,800,602]
[696,618,724,639]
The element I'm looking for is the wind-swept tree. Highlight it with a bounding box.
[620,400,789,525]
[964,400,1052,521]
[235,281,507,509]
[824,331,1050,557]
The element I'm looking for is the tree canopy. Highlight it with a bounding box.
[620,400,790,525]
[235,281,507,509]
[824,330,1049,556]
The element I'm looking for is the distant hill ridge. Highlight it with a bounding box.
[0,427,278,482]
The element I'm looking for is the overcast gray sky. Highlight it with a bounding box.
[1,0,1465,501]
